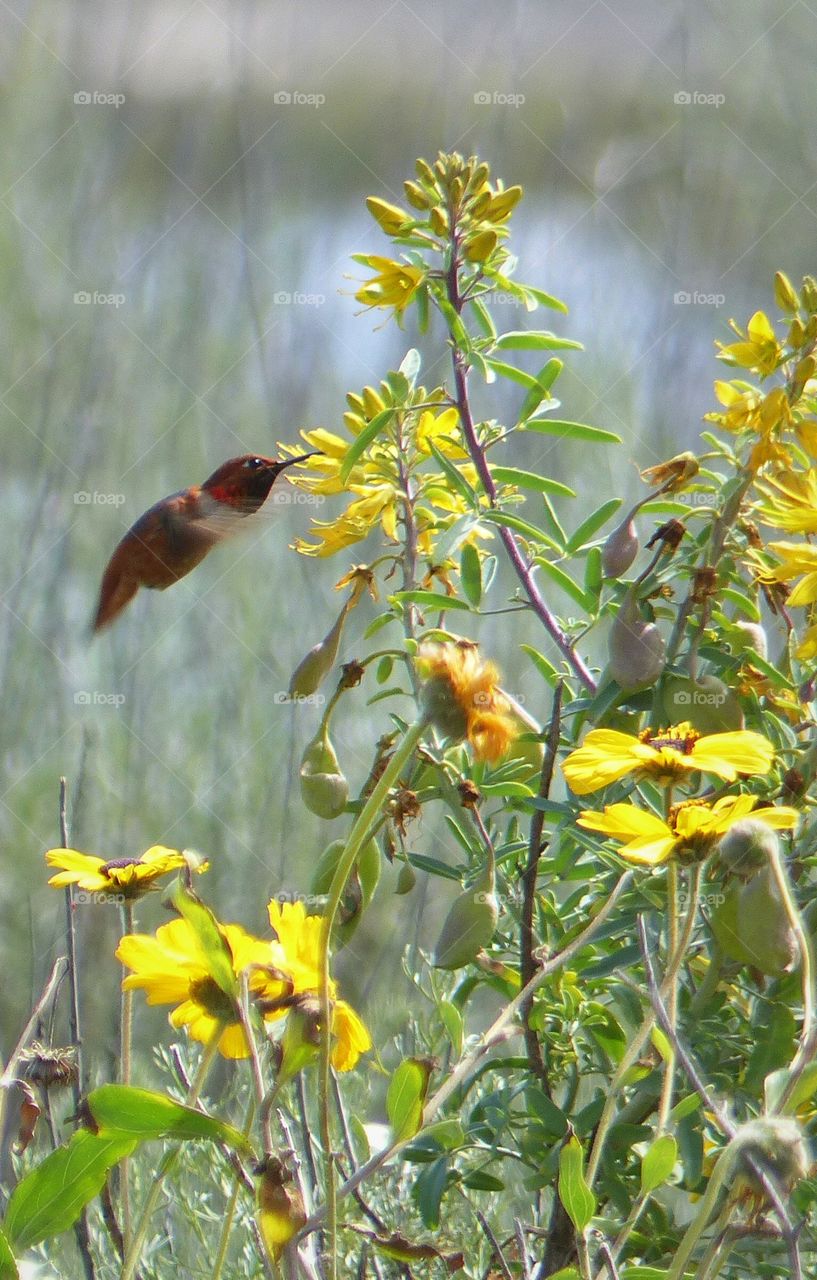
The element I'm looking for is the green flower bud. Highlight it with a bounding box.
[404,180,430,210]
[300,731,348,820]
[608,592,665,691]
[464,229,499,262]
[433,865,498,969]
[718,819,780,877]
[802,274,817,313]
[601,518,639,578]
[366,196,412,236]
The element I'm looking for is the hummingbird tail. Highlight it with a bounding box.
[92,562,139,633]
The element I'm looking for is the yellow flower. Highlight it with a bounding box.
[710,380,765,432]
[416,639,518,763]
[355,256,424,313]
[578,795,798,866]
[763,541,817,605]
[294,486,397,557]
[717,311,783,375]
[46,845,205,901]
[753,470,817,534]
[562,723,775,795]
[263,900,371,1071]
[416,407,467,458]
[117,918,276,1059]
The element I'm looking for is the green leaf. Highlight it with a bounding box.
[584,546,603,601]
[439,1000,463,1056]
[413,1156,448,1230]
[525,285,569,314]
[520,644,559,688]
[480,509,563,552]
[387,1058,432,1143]
[669,1094,701,1123]
[535,558,591,611]
[390,590,472,612]
[363,612,397,639]
[492,465,575,498]
[0,1228,17,1280]
[485,358,541,389]
[745,1004,796,1092]
[640,1134,678,1193]
[4,1131,137,1250]
[469,298,497,340]
[524,417,622,444]
[168,882,236,997]
[766,1061,817,1114]
[494,330,582,352]
[376,655,393,684]
[427,442,479,504]
[558,1135,596,1232]
[459,543,482,607]
[519,360,572,422]
[339,407,395,483]
[399,348,421,386]
[85,1085,253,1154]
[566,499,622,553]
[462,1170,505,1190]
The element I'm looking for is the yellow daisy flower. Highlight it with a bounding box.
[46,845,205,901]
[578,795,799,867]
[716,311,783,376]
[261,900,372,1072]
[562,722,775,795]
[117,918,278,1059]
[416,639,518,763]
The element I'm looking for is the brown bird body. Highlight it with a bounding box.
[92,453,316,632]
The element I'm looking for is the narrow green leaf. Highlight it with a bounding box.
[469,299,497,340]
[414,1156,448,1229]
[387,1058,431,1142]
[525,285,569,314]
[558,1135,596,1232]
[524,418,622,444]
[519,360,572,422]
[399,348,421,386]
[427,442,478,504]
[495,330,582,352]
[168,883,236,997]
[480,509,562,553]
[492,465,575,498]
[439,1000,463,1057]
[0,1228,17,1280]
[363,612,397,639]
[85,1085,253,1154]
[5,1132,137,1250]
[390,590,472,612]
[485,358,540,389]
[640,1134,677,1193]
[462,1170,505,1190]
[584,546,603,601]
[376,654,394,684]
[535,558,591,610]
[566,499,622,553]
[460,544,482,607]
[340,408,395,483]
[520,644,559,688]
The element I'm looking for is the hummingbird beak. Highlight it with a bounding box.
[274,451,322,471]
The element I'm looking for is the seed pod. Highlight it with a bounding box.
[433,866,498,969]
[311,836,381,943]
[366,196,412,235]
[732,621,768,661]
[660,674,744,732]
[602,518,639,578]
[288,604,349,698]
[736,1117,809,1194]
[735,864,798,976]
[718,819,780,877]
[608,592,665,691]
[396,862,417,895]
[300,731,348,820]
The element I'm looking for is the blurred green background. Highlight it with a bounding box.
[1,0,815,1055]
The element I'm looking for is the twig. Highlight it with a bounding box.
[475,1210,513,1280]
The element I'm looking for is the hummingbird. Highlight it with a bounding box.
[92,453,317,632]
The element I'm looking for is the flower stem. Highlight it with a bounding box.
[119,901,135,1256]
[211,1096,255,1280]
[769,847,817,1111]
[120,1031,221,1280]
[318,716,428,1280]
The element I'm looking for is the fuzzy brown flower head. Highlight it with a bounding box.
[391,787,421,835]
[458,780,482,809]
[19,1042,78,1090]
[340,659,366,689]
[646,519,686,553]
[416,640,518,763]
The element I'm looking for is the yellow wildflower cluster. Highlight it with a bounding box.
[283,376,507,569]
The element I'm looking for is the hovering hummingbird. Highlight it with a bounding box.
[92,453,317,632]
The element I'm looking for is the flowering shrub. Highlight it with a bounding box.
[5,151,817,1280]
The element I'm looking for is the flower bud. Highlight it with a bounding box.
[602,518,639,578]
[717,819,780,877]
[774,271,800,314]
[464,229,499,262]
[403,180,430,210]
[366,196,412,235]
[300,731,348,820]
[430,206,449,237]
[415,158,437,186]
[802,274,817,312]
[791,353,816,399]
[484,186,523,222]
[362,384,387,417]
[788,316,806,348]
[433,867,498,969]
[608,593,665,691]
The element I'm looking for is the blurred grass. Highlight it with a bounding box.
[1,0,816,1052]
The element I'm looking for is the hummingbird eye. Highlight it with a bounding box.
[243,457,265,470]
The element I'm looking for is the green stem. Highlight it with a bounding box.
[770,847,817,1111]
[119,902,135,1256]
[666,1142,743,1280]
[318,716,428,1280]
[586,864,702,1188]
[211,1097,256,1280]
[120,1032,221,1280]
[658,860,680,1133]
